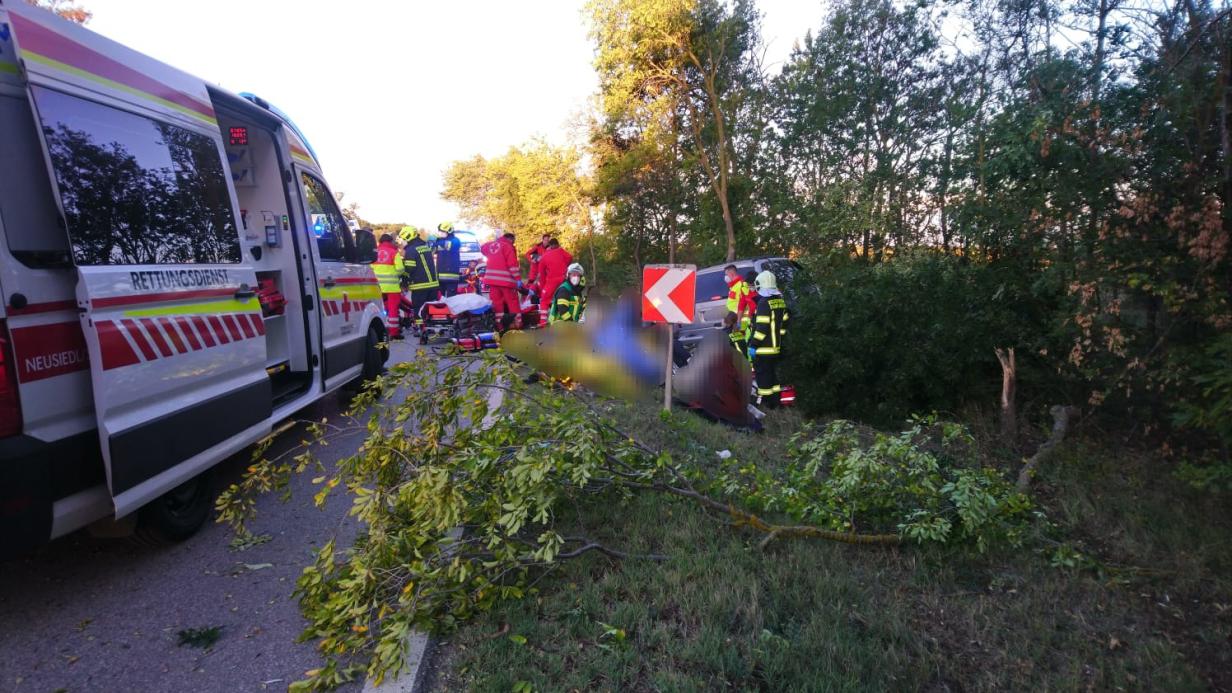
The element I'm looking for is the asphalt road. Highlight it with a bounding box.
[0,341,433,693]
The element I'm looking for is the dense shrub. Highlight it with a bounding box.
[781,253,1060,425]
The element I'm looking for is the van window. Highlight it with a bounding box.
[299,172,353,262]
[0,95,72,267]
[30,87,240,266]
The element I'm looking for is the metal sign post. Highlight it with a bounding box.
[642,264,697,413]
[663,323,673,411]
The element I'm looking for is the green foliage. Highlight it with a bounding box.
[781,253,1061,424]
[440,140,592,253]
[219,354,665,688]
[219,352,1046,689]
[714,416,1037,552]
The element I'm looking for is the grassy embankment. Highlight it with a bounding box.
[428,394,1232,692]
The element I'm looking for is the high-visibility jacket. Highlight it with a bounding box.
[372,241,405,294]
[436,233,461,281]
[481,236,520,288]
[749,291,788,356]
[726,276,755,323]
[728,326,748,357]
[403,238,439,290]
[549,280,585,323]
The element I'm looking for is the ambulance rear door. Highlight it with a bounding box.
[291,157,381,391]
[10,7,272,515]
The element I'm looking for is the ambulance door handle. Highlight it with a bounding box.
[234,284,256,299]
[322,277,337,288]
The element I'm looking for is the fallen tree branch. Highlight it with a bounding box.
[630,479,902,547]
[556,539,669,562]
[1017,405,1079,492]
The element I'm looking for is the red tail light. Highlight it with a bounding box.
[780,385,796,407]
[0,320,24,438]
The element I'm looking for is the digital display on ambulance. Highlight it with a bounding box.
[228,126,249,146]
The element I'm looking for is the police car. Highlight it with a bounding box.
[0,3,389,556]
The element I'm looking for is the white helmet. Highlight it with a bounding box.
[567,262,585,276]
[755,270,777,291]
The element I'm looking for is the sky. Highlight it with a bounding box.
[86,0,824,227]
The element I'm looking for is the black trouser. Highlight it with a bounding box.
[409,288,439,324]
[439,278,458,297]
[753,354,780,408]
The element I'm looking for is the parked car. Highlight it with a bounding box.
[676,257,805,346]
[454,230,484,266]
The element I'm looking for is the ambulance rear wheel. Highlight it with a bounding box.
[138,468,214,542]
[360,324,385,382]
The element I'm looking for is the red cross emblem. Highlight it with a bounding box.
[341,292,351,321]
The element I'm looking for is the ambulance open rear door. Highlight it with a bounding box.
[9,6,273,516]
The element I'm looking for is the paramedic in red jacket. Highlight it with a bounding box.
[537,238,573,326]
[524,233,550,297]
[482,232,523,332]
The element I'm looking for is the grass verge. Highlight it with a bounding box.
[427,395,1232,692]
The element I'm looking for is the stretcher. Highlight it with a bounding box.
[409,293,496,345]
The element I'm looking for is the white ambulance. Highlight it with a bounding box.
[0,3,390,556]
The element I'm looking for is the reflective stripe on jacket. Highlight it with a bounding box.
[549,280,585,323]
[481,237,521,288]
[404,238,439,290]
[372,242,404,294]
[749,294,788,356]
[728,328,748,357]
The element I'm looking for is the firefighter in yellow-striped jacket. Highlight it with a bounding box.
[748,270,789,408]
[402,226,439,330]
[548,263,587,324]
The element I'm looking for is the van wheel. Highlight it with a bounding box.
[360,324,386,381]
[138,468,214,542]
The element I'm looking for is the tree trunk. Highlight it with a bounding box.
[1017,405,1079,492]
[719,189,735,262]
[940,127,953,251]
[1221,27,1231,232]
[994,348,1018,443]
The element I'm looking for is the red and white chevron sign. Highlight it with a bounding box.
[642,264,697,324]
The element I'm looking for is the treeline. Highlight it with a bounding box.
[588,0,1229,266]
[579,0,1231,477]
[439,0,1231,472]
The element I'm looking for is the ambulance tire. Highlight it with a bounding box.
[138,468,215,542]
[360,324,385,382]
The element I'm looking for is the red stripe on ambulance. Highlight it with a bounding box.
[140,318,173,357]
[175,316,202,351]
[193,316,217,347]
[95,313,263,370]
[121,319,157,360]
[160,317,187,353]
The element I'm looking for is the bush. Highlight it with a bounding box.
[781,253,1058,425]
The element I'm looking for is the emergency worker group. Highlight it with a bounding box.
[365,224,788,410]
[367,223,587,340]
[721,265,789,409]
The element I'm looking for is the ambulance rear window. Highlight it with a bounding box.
[0,94,72,268]
[31,87,240,266]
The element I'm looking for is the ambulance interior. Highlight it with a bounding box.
[211,93,314,406]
